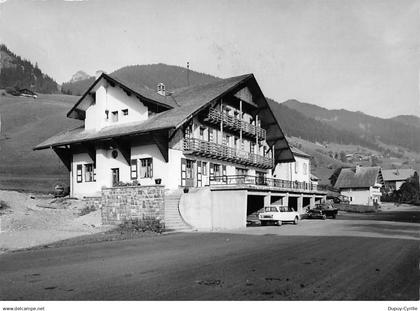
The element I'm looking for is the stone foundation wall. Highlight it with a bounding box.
[101,185,165,225]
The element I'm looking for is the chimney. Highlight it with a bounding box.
[157,83,166,96]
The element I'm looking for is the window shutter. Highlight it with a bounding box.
[130,159,137,180]
[76,164,83,183]
[150,158,153,178]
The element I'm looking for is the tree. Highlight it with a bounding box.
[339,151,347,163]
[393,175,420,203]
[329,167,344,187]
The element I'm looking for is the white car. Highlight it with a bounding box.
[258,205,300,226]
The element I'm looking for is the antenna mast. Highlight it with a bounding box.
[187,62,190,86]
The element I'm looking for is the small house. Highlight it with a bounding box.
[334,166,383,206]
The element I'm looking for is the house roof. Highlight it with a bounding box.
[382,168,416,182]
[334,166,383,189]
[290,146,311,158]
[34,73,294,163]
[66,73,178,119]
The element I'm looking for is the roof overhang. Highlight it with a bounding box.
[33,125,173,151]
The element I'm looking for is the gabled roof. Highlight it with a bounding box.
[290,146,311,158]
[382,168,416,182]
[335,166,383,189]
[34,72,294,163]
[66,73,177,119]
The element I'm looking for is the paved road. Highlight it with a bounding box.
[0,210,419,300]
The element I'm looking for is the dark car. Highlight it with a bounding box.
[306,203,338,219]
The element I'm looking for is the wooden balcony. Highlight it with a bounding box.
[183,138,273,169]
[203,108,266,140]
[209,174,322,192]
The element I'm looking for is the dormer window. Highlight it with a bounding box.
[112,111,118,122]
[122,109,128,116]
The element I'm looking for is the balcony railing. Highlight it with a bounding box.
[204,108,266,140]
[183,138,273,169]
[210,174,321,192]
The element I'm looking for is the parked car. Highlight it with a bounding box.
[332,195,350,204]
[306,203,338,219]
[258,205,300,226]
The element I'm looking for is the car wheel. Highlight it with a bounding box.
[332,214,336,219]
[261,221,266,226]
[294,217,299,225]
[277,220,282,226]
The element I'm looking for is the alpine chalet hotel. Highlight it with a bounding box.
[35,72,326,230]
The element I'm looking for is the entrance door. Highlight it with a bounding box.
[111,168,120,186]
[181,158,195,187]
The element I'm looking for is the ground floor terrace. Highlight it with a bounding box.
[178,182,326,231]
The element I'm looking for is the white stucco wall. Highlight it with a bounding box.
[341,187,381,206]
[274,155,310,183]
[85,80,149,131]
[71,153,101,197]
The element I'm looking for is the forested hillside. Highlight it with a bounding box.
[282,99,420,153]
[0,44,59,93]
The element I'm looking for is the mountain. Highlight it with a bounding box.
[69,70,91,83]
[0,44,59,93]
[391,115,420,129]
[281,99,420,153]
[61,63,219,96]
[1,62,419,191]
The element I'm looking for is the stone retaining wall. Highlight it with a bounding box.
[101,185,165,225]
[84,196,102,212]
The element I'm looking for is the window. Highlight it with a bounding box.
[199,127,205,140]
[140,158,153,178]
[303,163,308,175]
[213,164,221,177]
[122,109,128,116]
[234,137,239,149]
[130,159,138,180]
[236,167,248,176]
[208,129,214,142]
[186,159,193,179]
[223,134,229,146]
[250,142,255,154]
[76,164,83,183]
[112,111,118,122]
[202,162,207,175]
[84,164,94,182]
[294,162,298,174]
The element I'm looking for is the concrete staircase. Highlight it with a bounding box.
[164,190,192,231]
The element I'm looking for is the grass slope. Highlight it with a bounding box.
[0,93,81,192]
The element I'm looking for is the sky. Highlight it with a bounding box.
[0,0,419,118]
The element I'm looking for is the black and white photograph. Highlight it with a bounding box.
[0,0,419,309]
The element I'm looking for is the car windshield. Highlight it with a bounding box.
[265,206,278,212]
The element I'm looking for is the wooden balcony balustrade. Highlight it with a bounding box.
[183,138,273,169]
[210,174,320,192]
[204,108,267,140]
